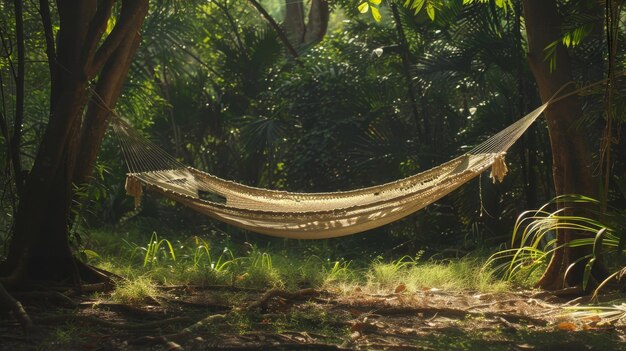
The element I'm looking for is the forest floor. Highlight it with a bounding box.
[1,283,625,351]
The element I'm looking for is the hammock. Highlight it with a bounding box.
[112,103,548,239]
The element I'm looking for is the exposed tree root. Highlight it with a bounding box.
[343,305,548,326]
[12,290,78,308]
[247,288,320,312]
[130,313,227,346]
[158,284,264,293]
[33,314,191,330]
[131,289,332,350]
[280,330,342,343]
[162,297,231,311]
[467,298,527,310]
[0,281,33,328]
[531,286,584,299]
[206,343,355,350]
[364,343,431,351]
[79,301,166,317]
[133,288,323,348]
[75,282,113,293]
[89,264,125,282]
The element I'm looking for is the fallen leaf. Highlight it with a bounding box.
[557,321,577,331]
[165,341,182,351]
[581,315,601,323]
[395,283,406,293]
[351,322,378,332]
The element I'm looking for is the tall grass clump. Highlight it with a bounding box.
[486,195,626,293]
[273,255,328,289]
[405,258,509,292]
[322,259,357,287]
[274,255,357,289]
[237,249,282,288]
[141,232,176,267]
[177,236,237,285]
[110,276,158,304]
[366,256,415,291]
[365,255,509,293]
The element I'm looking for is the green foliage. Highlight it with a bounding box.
[238,249,282,288]
[356,0,514,22]
[85,226,510,293]
[358,0,382,22]
[64,0,614,255]
[487,195,626,292]
[541,5,601,72]
[110,276,159,304]
[323,259,356,285]
[406,257,510,292]
[565,303,626,325]
[366,256,416,289]
[142,232,176,268]
[365,255,509,292]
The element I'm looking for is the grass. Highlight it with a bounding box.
[364,256,510,293]
[405,258,510,292]
[82,227,516,298]
[274,301,348,337]
[485,195,626,293]
[110,276,158,304]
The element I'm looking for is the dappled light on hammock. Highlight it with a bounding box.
[112,103,548,239]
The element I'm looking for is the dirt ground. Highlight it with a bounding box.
[1,285,625,350]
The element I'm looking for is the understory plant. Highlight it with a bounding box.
[487,195,626,293]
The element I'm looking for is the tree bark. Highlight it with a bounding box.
[522,0,598,290]
[11,0,25,193]
[74,30,144,185]
[0,0,148,285]
[303,0,329,47]
[284,0,329,49]
[284,0,305,46]
[390,3,422,146]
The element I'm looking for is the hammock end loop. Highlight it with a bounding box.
[490,153,508,183]
[125,175,143,209]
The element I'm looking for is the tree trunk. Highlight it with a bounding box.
[390,3,423,149]
[11,0,25,193]
[0,0,148,286]
[284,0,305,46]
[522,0,599,290]
[74,32,143,185]
[284,0,329,49]
[303,0,329,46]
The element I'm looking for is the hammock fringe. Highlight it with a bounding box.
[489,153,508,183]
[125,176,143,208]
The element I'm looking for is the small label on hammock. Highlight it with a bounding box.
[489,153,508,183]
[125,176,143,208]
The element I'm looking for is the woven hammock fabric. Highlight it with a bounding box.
[115,103,549,239]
